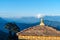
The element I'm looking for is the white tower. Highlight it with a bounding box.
[40,18,45,26]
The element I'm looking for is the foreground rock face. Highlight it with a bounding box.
[18,25,60,36]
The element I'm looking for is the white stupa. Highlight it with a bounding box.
[36,14,45,26]
[40,18,45,26]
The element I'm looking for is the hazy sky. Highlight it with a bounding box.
[0,0,60,17]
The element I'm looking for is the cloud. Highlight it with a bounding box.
[35,13,60,18]
[36,14,45,18]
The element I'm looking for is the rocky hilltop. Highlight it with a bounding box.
[18,25,60,36]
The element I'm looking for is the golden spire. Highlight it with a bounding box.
[40,18,45,26]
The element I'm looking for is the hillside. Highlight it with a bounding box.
[0,30,8,40]
[18,25,60,36]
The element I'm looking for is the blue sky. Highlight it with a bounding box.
[0,0,60,17]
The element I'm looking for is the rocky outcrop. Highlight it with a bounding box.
[18,25,60,36]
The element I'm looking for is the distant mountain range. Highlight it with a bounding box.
[3,16,60,23]
[3,17,40,23]
[0,16,60,32]
[0,16,60,40]
[44,16,60,22]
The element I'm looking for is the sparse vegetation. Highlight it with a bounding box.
[5,22,20,40]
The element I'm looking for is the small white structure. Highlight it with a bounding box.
[40,18,45,26]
